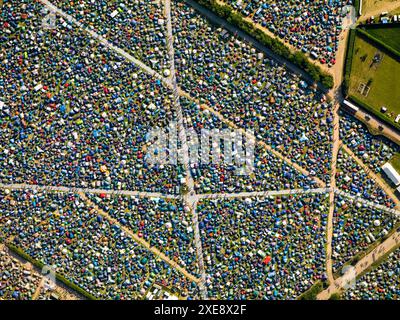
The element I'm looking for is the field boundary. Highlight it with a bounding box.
[357,27,400,61]
[6,243,98,300]
[343,27,400,131]
[191,0,334,89]
[349,95,400,131]
[343,28,357,94]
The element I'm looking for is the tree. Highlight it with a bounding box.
[329,293,342,300]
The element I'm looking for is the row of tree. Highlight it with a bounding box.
[194,0,334,89]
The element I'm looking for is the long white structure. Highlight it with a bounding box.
[382,162,400,186]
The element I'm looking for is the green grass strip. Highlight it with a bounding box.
[6,243,98,300]
[192,0,334,89]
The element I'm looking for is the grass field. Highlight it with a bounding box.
[348,34,400,126]
[390,153,400,173]
[366,26,400,52]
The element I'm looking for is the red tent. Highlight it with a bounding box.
[263,256,271,265]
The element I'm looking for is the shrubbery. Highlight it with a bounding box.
[6,243,97,300]
[343,29,356,94]
[349,95,400,131]
[298,281,324,300]
[194,0,334,89]
[329,293,342,300]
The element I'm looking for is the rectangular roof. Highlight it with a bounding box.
[382,162,400,186]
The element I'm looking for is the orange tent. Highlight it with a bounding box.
[263,256,271,265]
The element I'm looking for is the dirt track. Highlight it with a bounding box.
[318,230,400,300]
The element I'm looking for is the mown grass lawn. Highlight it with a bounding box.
[366,26,400,52]
[390,153,400,173]
[349,35,400,125]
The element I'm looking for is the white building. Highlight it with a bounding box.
[382,162,400,186]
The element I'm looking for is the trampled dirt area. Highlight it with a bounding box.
[361,0,400,19]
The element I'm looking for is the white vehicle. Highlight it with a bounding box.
[343,99,359,113]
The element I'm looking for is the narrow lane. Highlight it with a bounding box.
[165,0,208,299]
[0,183,180,199]
[184,0,329,93]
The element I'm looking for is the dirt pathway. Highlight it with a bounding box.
[353,110,400,146]
[326,102,342,284]
[79,193,200,284]
[341,144,400,208]
[318,229,400,299]
[32,278,45,300]
[333,29,350,90]
[178,90,326,188]
[165,0,208,299]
